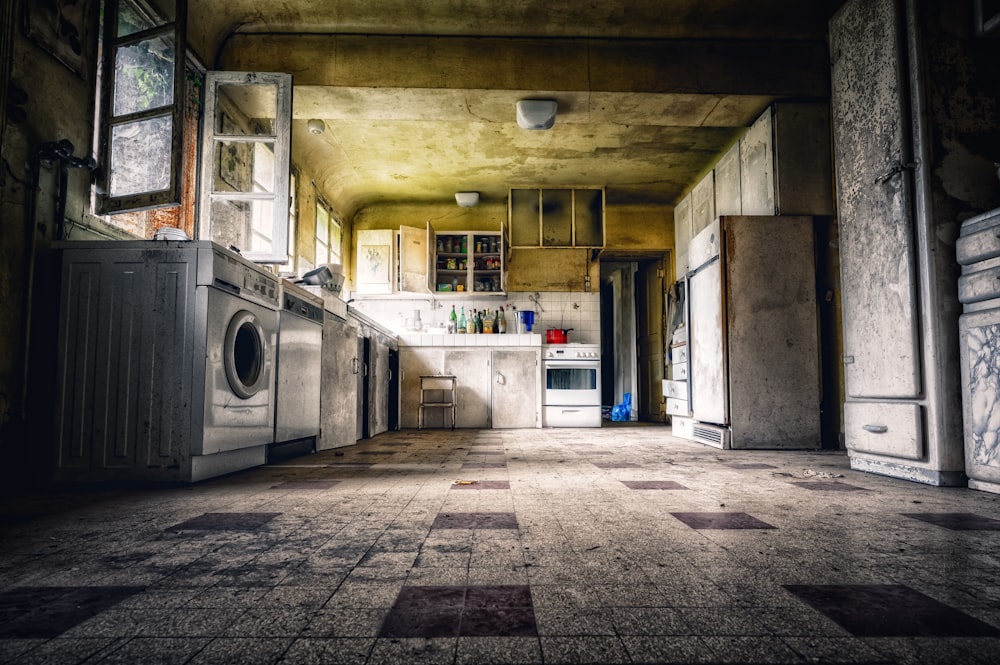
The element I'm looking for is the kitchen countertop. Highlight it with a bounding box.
[399,333,542,347]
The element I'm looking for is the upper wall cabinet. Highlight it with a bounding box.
[509,188,605,248]
[740,102,834,216]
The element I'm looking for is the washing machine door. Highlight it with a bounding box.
[224,310,268,398]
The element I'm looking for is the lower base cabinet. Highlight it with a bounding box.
[400,346,539,428]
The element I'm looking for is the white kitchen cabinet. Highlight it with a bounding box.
[355,229,396,294]
[740,102,834,216]
[318,312,359,449]
[831,0,968,485]
[690,171,716,240]
[673,194,693,276]
[491,349,539,428]
[400,345,540,428]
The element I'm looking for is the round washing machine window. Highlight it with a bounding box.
[223,310,268,399]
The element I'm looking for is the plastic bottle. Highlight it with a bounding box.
[458,307,467,334]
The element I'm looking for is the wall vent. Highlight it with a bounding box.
[692,423,730,449]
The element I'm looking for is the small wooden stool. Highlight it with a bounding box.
[418,375,456,429]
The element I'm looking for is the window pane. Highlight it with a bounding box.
[330,219,342,263]
[215,83,277,136]
[316,204,329,243]
[315,240,329,267]
[116,0,175,37]
[208,199,251,252]
[109,116,172,196]
[113,36,175,116]
[213,140,274,193]
[250,199,275,254]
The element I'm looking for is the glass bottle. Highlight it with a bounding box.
[475,309,484,334]
[458,307,467,334]
[449,305,458,333]
[483,308,494,334]
[467,309,476,334]
[498,307,507,334]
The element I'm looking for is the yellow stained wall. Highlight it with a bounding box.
[349,201,674,292]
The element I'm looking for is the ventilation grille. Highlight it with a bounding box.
[692,423,730,449]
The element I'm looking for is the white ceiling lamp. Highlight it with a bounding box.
[307,118,326,135]
[516,99,557,130]
[455,191,479,207]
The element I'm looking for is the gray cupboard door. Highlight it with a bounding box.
[830,0,922,399]
[491,350,538,428]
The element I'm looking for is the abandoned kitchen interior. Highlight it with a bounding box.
[2,0,1000,663]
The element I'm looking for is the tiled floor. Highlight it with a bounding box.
[2,425,1000,664]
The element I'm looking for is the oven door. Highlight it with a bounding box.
[543,360,601,406]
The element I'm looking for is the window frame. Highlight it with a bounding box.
[197,71,292,263]
[95,0,186,215]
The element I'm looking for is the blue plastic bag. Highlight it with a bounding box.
[611,392,632,422]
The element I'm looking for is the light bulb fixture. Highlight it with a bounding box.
[455,191,479,207]
[516,99,557,130]
[307,119,326,135]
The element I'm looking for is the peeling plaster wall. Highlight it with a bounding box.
[0,6,98,473]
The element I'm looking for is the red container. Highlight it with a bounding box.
[546,328,572,344]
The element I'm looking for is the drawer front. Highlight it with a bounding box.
[958,265,1000,304]
[666,397,690,417]
[673,363,689,381]
[672,415,694,440]
[844,402,923,460]
[663,379,687,399]
[671,344,688,364]
[957,221,1000,266]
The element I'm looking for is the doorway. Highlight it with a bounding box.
[600,254,668,423]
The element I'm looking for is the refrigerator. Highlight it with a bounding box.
[687,216,821,449]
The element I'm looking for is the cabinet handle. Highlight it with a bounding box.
[495,371,505,385]
[863,424,888,434]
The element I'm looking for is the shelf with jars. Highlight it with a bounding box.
[434,231,504,295]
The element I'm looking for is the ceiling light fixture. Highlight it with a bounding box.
[307,118,326,135]
[516,99,557,130]
[455,191,479,207]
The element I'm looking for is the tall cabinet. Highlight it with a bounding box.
[829,0,994,485]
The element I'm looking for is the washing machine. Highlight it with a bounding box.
[53,240,280,482]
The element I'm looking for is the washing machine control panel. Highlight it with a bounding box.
[212,247,280,307]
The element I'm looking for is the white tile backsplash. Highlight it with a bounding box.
[352,291,601,343]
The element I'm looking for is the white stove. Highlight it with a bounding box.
[541,343,602,427]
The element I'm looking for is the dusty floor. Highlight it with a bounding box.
[1,425,1000,665]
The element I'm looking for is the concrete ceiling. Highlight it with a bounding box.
[191,0,844,218]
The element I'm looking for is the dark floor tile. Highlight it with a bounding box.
[621,480,688,490]
[166,513,281,532]
[790,482,865,492]
[271,480,340,490]
[670,512,776,530]
[380,585,537,638]
[593,463,642,469]
[726,463,777,469]
[901,512,1000,530]
[451,481,511,490]
[461,606,538,637]
[0,586,144,638]
[783,584,1000,637]
[431,512,519,529]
